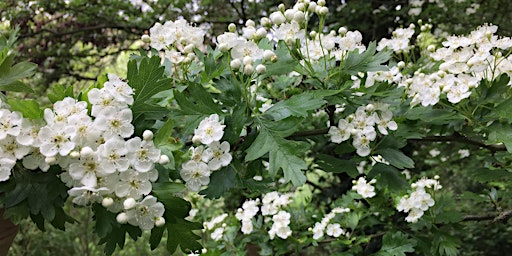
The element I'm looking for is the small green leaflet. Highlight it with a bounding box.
[7,99,43,119]
[342,41,391,75]
[374,231,416,256]
[368,163,408,192]
[200,166,237,199]
[245,117,309,186]
[127,55,172,135]
[374,148,414,169]
[264,93,325,121]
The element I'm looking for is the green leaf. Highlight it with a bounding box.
[245,117,309,186]
[368,163,408,192]
[127,55,173,135]
[487,123,512,153]
[0,80,34,93]
[200,166,237,199]
[47,84,74,103]
[149,226,165,250]
[150,193,202,254]
[315,154,359,178]
[262,41,299,78]
[375,231,416,256]
[269,149,307,185]
[264,93,325,121]
[153,119,175,147]
[0,61,37,87]
[404,106,463,124]
[374,148,414,169]
[343,41,391,75]
[7,99,43,119]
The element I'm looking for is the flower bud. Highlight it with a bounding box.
[397,61,405,68]
[318,6,329,15]
[124,198,137,210]
[69,151,80,158]
[45,156,57,164]
[245,19,255,28]
[308,2,317,12]
[293,11,305,22]
[338,27,347,36]
[228,23,236,32]
[261,17,271,27]
[141,34,150,43]
[155,217,166,227]
[243,56,254,65]
[143,130,154,141]
[284,9,297,21]
[256,64,266,74]
[255,27,267,39]
[218,43,229,52]
[102,197,114,207]
[263,50,276,61]
[159,155,170,165]
[317,0,326,6]
[295,3,305,11]
[183,44,195,54]
[230,59,242,69]
[278,4,285,12]
[116,213,128,224]
[270,11,286,25]
[244,64,254,75]
[427,45,435,52]
[80,146,94,157]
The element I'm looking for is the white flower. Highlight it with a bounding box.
[203,141,232,170]
[240,220,254,234]
[312,222,325,240]
[180,160,211,191]
[115,169,156,199]
[103,74,134,105]
[0,109,22,140]
[125,195,165,230]
[230,41,264,61]
[97,136,130,172]
[0,136,31,160]
[329,119,353,143]
[352,176,377,198]
[193,114,225,145]
[211,227,225,241]
[38,123,76,157]
[326,223,344,237]
[68,186,108,206]
[149,22,176,50]
[0,157,16,182]
[68,153,106,187]
[93,107,134,139]
[126,137,161,172]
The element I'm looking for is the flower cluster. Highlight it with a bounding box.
[0,74,167,230]
[260,192,293,239]
[377,24,416,53]
[234,191,293,240]
[398,24,512,106]
[235,198,260,234]
[180,114,232,192]
[203,213,229,241]
[310,207,350,240]
[145,19,206,64]
[396,176,442,223]
[328,103,397,156]
[352,176,377,199]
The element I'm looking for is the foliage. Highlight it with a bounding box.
[2,0,512,256]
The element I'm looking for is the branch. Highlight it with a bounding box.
[463,209,512,223]
[20,24,143,39]
[408,132,506,153]
[286,127,329,140]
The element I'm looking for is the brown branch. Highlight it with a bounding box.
[408,132,506,153]
[462,209,512,223]
[286,127,329,140]
[20,24,143,39]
